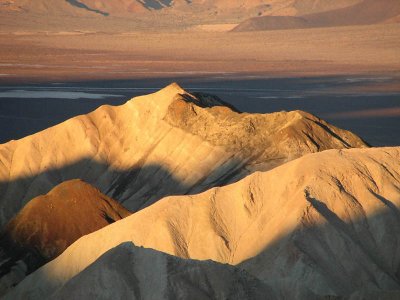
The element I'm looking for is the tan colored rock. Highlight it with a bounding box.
[6,147,400,299]
[0,84,367,226]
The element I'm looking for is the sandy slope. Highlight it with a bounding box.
[0,84,366,226]
[5,147,400,299]
[50,242,274,300]
[0,179,130,295]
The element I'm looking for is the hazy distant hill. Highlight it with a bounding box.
[0,0,274,17]
[233,0,400,31]
[0,0,362,15]
[0,0,370,31]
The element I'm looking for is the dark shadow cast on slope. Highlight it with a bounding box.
[139,0,173,10]
[66,0,109,16]
[50,242,274,300]
[0,155,253,295]
[238,198,400,299]
[0,157,243,225]
[4,200,400,299]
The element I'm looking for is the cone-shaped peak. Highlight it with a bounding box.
[157,82,186,97]
[165,82,185,93]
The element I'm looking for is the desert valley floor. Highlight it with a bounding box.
[0,23,399,146]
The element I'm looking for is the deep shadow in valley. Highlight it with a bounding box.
[0,159,238,224]
[0,154,251,293]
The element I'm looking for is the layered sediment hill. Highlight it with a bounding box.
[6,147,400,299]
[0,83,367,227]
[0,179,130,294]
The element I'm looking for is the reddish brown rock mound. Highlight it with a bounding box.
[0,179,130,293]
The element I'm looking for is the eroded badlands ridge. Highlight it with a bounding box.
[50,242,274,300]
[0,83,367,227]
[6,147,400,299]
[0,179,130,294]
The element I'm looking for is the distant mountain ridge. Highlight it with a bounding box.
[2,0,383,31]
[0,0,365,20]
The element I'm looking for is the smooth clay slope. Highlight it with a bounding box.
[6,147,400,299]
[0,83,367,227]
[0,179,130,295]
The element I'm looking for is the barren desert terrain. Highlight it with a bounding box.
[0,23,399,147]
[0,24,400,83]
[0,1,399,299]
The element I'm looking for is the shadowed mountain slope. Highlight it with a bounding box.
[0,83,367,227]
[6,147,400,299]
[50,242,274,300]
[233,0,400,31]
[0,179,130,295]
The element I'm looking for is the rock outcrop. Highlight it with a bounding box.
[6,147,399,299]
[0,83,367,226]
[0,179,130,295]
